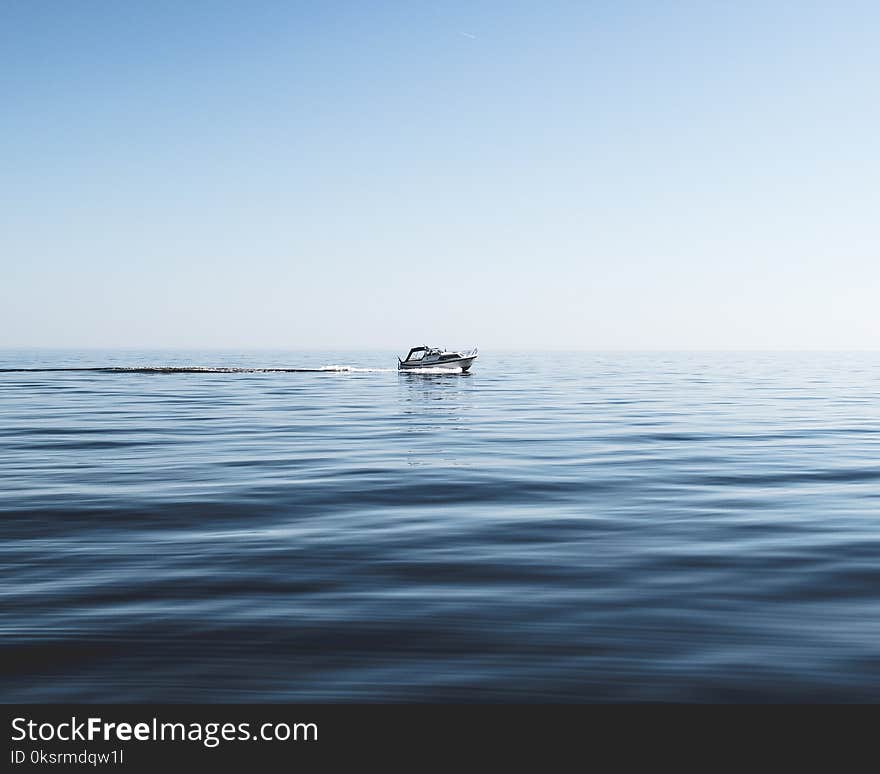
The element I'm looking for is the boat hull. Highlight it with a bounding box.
[398,355,477,372]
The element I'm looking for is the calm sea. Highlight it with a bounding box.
[2,350,879,702]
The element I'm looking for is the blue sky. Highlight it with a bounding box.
[2,1,878,349]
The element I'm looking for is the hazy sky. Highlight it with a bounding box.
[2,1,878,349]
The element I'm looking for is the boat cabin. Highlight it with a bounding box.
[402,347,464,364]
[402,346,431,363]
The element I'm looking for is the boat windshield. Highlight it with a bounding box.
[406,349,426,362]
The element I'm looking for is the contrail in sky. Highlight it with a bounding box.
[459,31,477,39]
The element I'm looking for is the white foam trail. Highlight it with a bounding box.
[319,364,464,374]
[319,365,397,373]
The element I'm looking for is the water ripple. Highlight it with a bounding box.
[1,349,879,701]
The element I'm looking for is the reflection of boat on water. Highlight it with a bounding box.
[397,346,478,372]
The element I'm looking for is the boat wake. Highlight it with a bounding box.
[321,364,464,375]
[0,364,465,375]
[318,365,397,373]
[1,367,330,374]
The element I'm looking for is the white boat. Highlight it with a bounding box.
[397,346,478,371]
